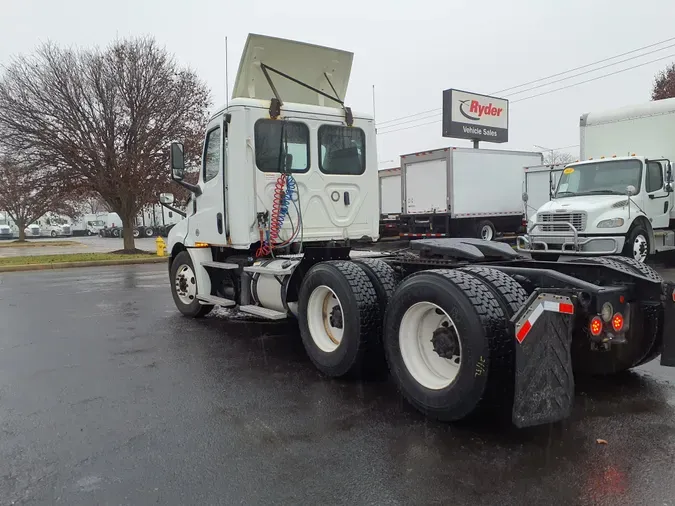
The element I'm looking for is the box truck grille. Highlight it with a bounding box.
[61,226,71,234]
[29,228,40,236]
[539,213,586,232]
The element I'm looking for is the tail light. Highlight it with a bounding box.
[612,313,624,332]
[589,316,603,336]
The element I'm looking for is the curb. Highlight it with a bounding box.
[0,256,168,273]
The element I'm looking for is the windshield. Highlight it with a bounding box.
[555,159,642,198]
[88,220,105,226]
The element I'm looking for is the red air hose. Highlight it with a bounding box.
[269,173,287,244]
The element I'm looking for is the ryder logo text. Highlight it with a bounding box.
[459,99,504,122]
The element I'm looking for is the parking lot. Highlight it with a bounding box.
[0,236,159,257]
[0,262,675,505]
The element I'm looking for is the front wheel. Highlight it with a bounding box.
[622,225,650,263]
[50,230,57,238]
[145,227,155,237]
[170,251,213,317]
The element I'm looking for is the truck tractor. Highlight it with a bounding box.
[164,34,675,428]
[519,97,675,263]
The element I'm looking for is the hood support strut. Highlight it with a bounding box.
[260,63,353,126]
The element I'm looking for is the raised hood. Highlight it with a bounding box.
[232,33,353,107]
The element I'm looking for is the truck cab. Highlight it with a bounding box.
[166,34,378,256]
[519,97,675,263]
[520,155,673,262]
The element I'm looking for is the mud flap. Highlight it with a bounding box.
[660,282,675,367]
[511,293,576,428]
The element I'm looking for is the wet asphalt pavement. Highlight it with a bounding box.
[2,264,675,505]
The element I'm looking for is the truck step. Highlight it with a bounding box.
[202,261,239,270]
[238,305,288,320]
[197,294,236,307]
[243,265,294,275]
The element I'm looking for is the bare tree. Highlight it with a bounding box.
[543,150,576,166]
[652,63,675,101]
[0,157,77,241]
[0,37,210,251]
[81,194,111,215]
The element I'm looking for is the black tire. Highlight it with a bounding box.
[564,255,662,374]
[133,228,141,238]
[87,230,93,236]
[145,227,155,237]
[353,258,400,314]
[383,269,510,422]
[531,252,560,262]
[459,266,528,317]
[170,250,213,318]
[476,220,496,241]
[50,230,57,238]
[112,229,120,238]
[622,223,650,263]
[298,261,381,378]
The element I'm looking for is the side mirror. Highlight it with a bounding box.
[170,142,185,181]
[160,193,175,205]
[666,182,674,193]
[521,192,529,203]
[626,185,636,197]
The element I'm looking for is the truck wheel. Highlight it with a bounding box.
[87,230,93,236]
[459,266,528,316]
[145,227,155,237]
[622,224,650,263]
[170,251,213,318]
[298,261,380,378]
[383,269,510,422]
[112,229,120,238]
[476,220,496,241]
[353,258,400,313]
[51,230,57,237]
[133,228,140,238]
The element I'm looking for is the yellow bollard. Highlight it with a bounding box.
[156,236,167,257]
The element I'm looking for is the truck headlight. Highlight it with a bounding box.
[597,218,624,228]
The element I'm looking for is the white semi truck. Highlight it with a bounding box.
[519,97,675,263]
[399,147,542,240]
[163,33,675,428]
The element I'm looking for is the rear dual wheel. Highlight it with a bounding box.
[383,268,526,421]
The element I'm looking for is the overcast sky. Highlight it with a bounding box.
[2,0,675,168]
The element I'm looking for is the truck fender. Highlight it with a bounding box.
[187,247,213,297]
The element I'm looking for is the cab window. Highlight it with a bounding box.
[319,126,365,175]
[203,127,221,182]
[646,161,664,193]
[254,120,309,172]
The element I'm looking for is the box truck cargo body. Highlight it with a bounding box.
[400,147,542,239]
[519,97,675,262]
[378,168,401,236]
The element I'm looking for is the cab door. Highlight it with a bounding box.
[644,160,670,229]
[188,115,228,245]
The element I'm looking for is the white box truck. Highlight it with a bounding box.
[378,167,401,236]
[519,97,675,263]
[399,147,543,240]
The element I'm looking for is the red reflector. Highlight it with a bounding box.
[620,295,625,304]
[612,313,624,332]
[672,289,675,302]
[516,320,532,343]
[589,316,603,336]
[559,303,574,314]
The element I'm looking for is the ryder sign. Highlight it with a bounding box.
[442,89,509,143]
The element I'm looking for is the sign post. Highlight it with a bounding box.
[442,89,509,147]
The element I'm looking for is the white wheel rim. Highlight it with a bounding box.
[306,285,344,353]
[481,225,493,241]
[175,264,197,305]
[399,302,462,390]
[134,229,140,237]
[633,234,648,263]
